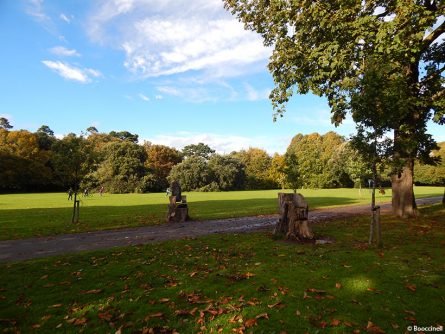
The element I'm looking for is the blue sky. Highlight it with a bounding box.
[0,0,443,154]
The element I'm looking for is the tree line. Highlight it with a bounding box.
[0,118,444,194]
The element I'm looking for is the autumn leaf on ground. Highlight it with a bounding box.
[255,313,269,320]
[244,318,258,328]
[335,283,342,289]
[366,321,386,333]
[80,289,102,294]
[189,272,198,277]
[405,284,417,292]
[159,298,170,303]
[73,317,88,326]
[144,312,164,321]
[331,319,341,327]
[404,310,416,316]
[366,287,382,294]
[268,301,285,309]
[50,303,63,308]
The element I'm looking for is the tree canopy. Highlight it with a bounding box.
[224,0,444,216]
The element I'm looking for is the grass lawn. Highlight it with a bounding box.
[0,204,444,333]
[0,186,442,240]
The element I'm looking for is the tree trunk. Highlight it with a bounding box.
[391,159,417,218]
[274,193,313,240]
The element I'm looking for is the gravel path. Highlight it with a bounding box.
[0,196,441,262]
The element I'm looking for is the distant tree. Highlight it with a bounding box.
[86,126,98,134]
[283,152,300,193]
[231,148,276,190]
[287,132,346,188]
[415,142,445,186]
[0,117,13,130]
[109,130,139,143]
[269,153,287,189]
[0,129,52,191]
[208,154,245,191]
[144,143,183,191]
[35,125,56,150]
[182,143,215,160]
[168,156,213,191]
[94,141,147,193]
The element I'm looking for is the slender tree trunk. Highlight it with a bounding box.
[391,159,417,218]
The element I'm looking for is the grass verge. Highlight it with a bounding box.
[1,204,444,333]
[0,187,442,240]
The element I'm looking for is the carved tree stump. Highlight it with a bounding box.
[166,195,189,223]
[274,193,314,240]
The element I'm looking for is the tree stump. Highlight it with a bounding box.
[166,181,189,223]
[274,193,313,240]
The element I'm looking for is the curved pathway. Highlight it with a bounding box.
[0,197,441,262]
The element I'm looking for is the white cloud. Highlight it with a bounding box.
[155,95,163,100]
[59,13,73,23]
[25,0,50,24]
[49,46,81,57]
[41,60,101,83]
[139,93,150,101]
[87,0,270,79]
[244,83,271,101]
[144,132,289,155]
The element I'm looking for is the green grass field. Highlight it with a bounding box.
[0,187,442,240]
[1,204,444,333]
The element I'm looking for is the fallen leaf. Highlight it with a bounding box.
[331,319,341,327]
[255,313,269,320]
[366,321,386,333]
[144,312,164,321]
[159,298,170,303]
[73,317,87,326]
[335,283,342,289]
[405,284,417,292]
[51,303,63,308]
[80,289,102,295]
[244,318,257,328]
[268,301,285,309]
[404,310,416,316]
[189,272,198,277]
[295,310,301,316]
[391,323,399,329]
[31,324,41,329]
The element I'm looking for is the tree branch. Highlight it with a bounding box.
[422,20,445,51]
[421,64,445,84]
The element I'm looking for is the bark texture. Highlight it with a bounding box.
[274,193,313,240]
[391,160,417,218]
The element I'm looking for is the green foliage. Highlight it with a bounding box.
[415,142,445,185]
[52,134,94,192]
[168,156,213,191]
[182,142,215,159]
[231,148,276,190]
[109,130,139,143]
[93,141,148,193]
[286,132,347,188]
[208,154,245,191]
[0,117,13,129]
[283,152,300,192]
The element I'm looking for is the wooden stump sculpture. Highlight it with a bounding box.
[166,181,189,223]
[274,193,314,240]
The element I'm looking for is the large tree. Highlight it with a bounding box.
[224,0,444,217]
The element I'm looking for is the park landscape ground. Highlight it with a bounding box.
[0,187,444,333]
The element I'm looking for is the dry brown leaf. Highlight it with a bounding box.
[244,318,257,328]
[80,289,102,295]
[159,298,170,303]
[405,284,417,292]
[366,321,386,333]
[255,313,269,320]
[331,319,341,327]
[51,303,63,308]
[335,282,342,289]
[295,310,301,316]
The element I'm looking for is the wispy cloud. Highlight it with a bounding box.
[244,83,271,101]
[59,13,73,23]
[139,93,150,101]
[87,0,270,79]
[49,46,81,57]
[25,0,50,24]
[144,132,289,154]
[42,60,101,83]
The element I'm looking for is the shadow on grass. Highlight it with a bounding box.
[0,197,359,240]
